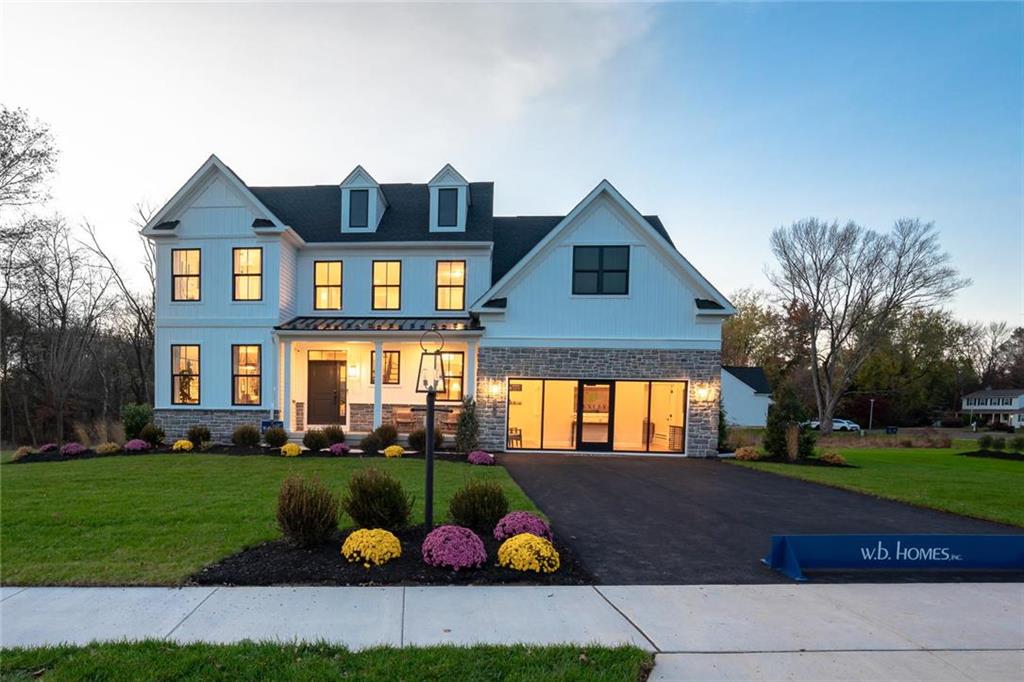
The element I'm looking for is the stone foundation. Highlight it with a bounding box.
[153,408,272,442]
[475,347,721,457]
[350,403,460,434]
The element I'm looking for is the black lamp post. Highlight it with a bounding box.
[416,327,446,528]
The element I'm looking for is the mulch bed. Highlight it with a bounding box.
[10,447,471,465]
[959,449,1024,462]
[748,456,857,468]
[189,525,593,586]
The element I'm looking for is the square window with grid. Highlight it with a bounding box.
[171,345,200,405]
[572,246,629,295]
[171,249,200,301]
[232,345,261,405]
[435,260,465,310]
[372,260,401,310]
[314,261,343,310]
[233,248,262,301]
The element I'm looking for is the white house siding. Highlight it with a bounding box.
[279,241,297,322]
[721,370,771,427]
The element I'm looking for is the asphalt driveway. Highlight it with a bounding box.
[499,454,1024,584]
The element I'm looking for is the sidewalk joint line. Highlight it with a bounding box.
[1,587,29,602]
[164,587,219,640]
[400,587,406,647]
[592,586,660,652]
[653,647,1024,655]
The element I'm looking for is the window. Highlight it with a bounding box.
[435,260,465,310]
[438,187,458,227]
[436,351,464,401]
[314,261,343,310]
[233,248,262,301]
[572,245,629,295]
[350,189,369,228]
[232,345,261,405]
[370,350,401,384]
[171,345,200,404]
[372,260,401,310]
[171,249,201,301]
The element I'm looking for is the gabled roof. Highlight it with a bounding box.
[964,388,1024,398]
[723,366,772,394]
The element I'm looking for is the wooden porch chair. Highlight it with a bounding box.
[442,408,462,433]
[392,407,418,433]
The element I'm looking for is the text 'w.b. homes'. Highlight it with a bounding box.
[143,156,735,456]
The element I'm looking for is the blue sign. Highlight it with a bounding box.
[260,420,284,433]
[763,534,1024,582]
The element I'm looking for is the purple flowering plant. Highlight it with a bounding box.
[329,442,351,456]
[421,525,487,571]
[60,442,87,457]
[124,438,150,453]
[493,511,553,542]
[39,443,58,453]
[466,450,494,466]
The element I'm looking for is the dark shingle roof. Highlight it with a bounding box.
[723,366,772,394]
[275,316,482,332]
[154,220,179,230]
[695,298,725,310]
[964,388,1024,398]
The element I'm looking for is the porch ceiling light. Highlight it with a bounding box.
[416,327,446,394]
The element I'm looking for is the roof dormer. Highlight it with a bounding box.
[340,165,387,233]
[428,164,470,232]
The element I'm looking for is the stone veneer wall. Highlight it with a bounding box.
[350,403,460,434]
[153,408,272,442]
[474,347,721,457]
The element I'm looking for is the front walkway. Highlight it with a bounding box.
[2,584,1021,680]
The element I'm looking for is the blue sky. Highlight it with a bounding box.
[2,2,1020,324]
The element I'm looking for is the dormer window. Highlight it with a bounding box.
[340,166,387,233]
[428,164,470,232]
[349,189,369,228]
[438,188,458,228]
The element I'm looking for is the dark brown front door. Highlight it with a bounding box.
[576,381,613,451]
[308,360,346,425]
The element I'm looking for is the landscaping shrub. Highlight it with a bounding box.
[276,474,339,548]
[408,427,443,452]
[263,426,288,448]
[38,443,58,453]
[763,384,814,460]
[11,446,35,461]
[978,435,994,450]
[1009,436,1024,452]
[95,442,121,455]
[820,450,848,466]
[341,468,413,530]
[60,442,87,457]
[422,525,487,571]
[123,438,150,453]
[232,424,261,447]
[899,438,915,448]
[373,424,398,447]
[323,424,346,444]
[497,533,560,573]
[329,442,351,456]
[281,443,301,457]
[186,425,211,445]
[384,445,404,458]
[455,397,479,454]
[139,423,165,447]
[448,479,509,531]
[718,398,729,452]
[121,403,152,440]
[303,428,329,451]
[494,511,553,542]
[171,439,194,452]
[990,421,1014,433]
[359,433,382,456]
[341,529,402,568]
[733,446,761,461]
[991,437,1006,451]
[467,450,494,466]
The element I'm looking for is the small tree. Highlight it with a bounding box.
[455,397,480,454]
[764,383,815,460]
[717,398,729,452]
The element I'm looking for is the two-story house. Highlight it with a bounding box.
[961,389,1024,429]
[142,155,734,456]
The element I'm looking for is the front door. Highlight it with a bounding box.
[308,360,347,426]
[576,381,613,451]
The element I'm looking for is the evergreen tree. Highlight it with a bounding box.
[763,383,815,459]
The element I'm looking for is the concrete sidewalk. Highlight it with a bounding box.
[2,583,1022,681]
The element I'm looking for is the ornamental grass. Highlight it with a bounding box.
[421,525,487,571]
[448,479,509,531]
[493,511,552,542]
[276,474,339,547]
[733,446,761,461]
[342,528,401,568]
[498,533,560,574]
[95,442,121,455]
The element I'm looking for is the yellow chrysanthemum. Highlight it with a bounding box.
[383,445,405,458]
[497,533,560,573]
[281,443,301,457]
[341,528,402,568]
[171,439,193,452]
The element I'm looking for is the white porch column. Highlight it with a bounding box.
[282,338,293,431]
[466,338,478,399]
[373,339,384,429]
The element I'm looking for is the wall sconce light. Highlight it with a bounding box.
[347,364,360,380]
[693,382,718,402]
[487,379,504,399]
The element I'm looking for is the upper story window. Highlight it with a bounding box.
[438,188,458,228]
[572,245,629,295]
[372,260,401,310]
[233,248,262,301]
[314,261,343,310]
[349,189,369,228]
[371,350,401,385]
[171,344,200,405]
[232,344,261,405]
[171,249,201,301]
[436,260,465,310]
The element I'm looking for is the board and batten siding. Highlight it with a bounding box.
[481,195,721,349]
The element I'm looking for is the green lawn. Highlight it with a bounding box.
[731,444,1024,527]
[0,454,539,585]
[0,641,652,681]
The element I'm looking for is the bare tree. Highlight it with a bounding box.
[768,218,969,433]
[969,321,1011,386]
[0,106,58,213]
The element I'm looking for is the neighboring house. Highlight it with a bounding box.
[960,389,1024,429]
[721,366,773,427]
[142,155,734,456]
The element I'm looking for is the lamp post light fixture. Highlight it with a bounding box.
[416,327,446,528]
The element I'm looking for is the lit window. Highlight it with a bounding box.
[435,351,464,401]
[438,188,458,227]
[572,246,629,295]
[233,248,262,301]
[435,260,465,310]
[314,261,343,310]
[350,189,369,228]
[232,345,261,405]
[171,345,200,404]
[171,249,200,301]
[370,350,401,384]
[372,260,401,310]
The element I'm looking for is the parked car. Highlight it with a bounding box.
[801,418,861,432]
